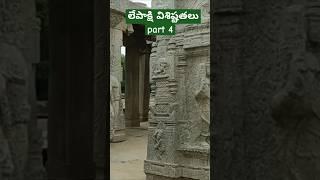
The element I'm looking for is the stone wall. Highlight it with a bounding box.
[213,0,320,179]
[0,0,45,179]
[145,1,210,179]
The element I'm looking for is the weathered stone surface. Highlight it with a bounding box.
[270,3,320,180]
[93,1,107,178]
[0,1,45,179]
[152,0,175,9]
[0,71,15,180]
[213,0,320,180]
[110,1,152,139]
[110,75,126,142]
[145,1,210,179]
[176,0,210,23]
[0,43,30,180]
[110,3,126,142]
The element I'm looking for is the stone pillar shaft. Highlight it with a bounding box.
[125,41,141,127]
[124,29,150,127]
[93,0,107,178]
[48,0,96,179]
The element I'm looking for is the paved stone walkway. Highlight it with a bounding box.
[110,122,148,180]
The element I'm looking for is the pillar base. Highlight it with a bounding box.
[110,129,126,143]
[125,118,140,127]
[146,175,194,180]
[144,160,209,180]
[139,116,148,122]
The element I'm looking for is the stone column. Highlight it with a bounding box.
[138,46,151,123]
[20,1,46,179]
[48,0,96,179]
[124,26,150,127]
[110,9,126,142]
[0,0,45,179]
[93,0,107,179]
[212,1,320,180]
[143,46,152,122]
[110,22,123,81]
[145,1,210,179]
[125,33,142,127]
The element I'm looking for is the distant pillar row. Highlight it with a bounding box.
[124,25,152,128]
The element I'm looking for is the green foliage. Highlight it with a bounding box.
[121,54,125,65]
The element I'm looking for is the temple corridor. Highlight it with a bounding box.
[110,122,148,180]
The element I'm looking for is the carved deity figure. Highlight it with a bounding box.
[110,75,122,137]
[271,4,320,179]
[152,121,165,159]
[0,86,14,180]
[152,61,169,77]
[0,43,30,180]
[110,94,115,140]
[177,0,209,22]
[195,63,210,147]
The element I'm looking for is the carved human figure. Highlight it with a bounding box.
[0,75,14,180]
[152,61,168,77]
[195,63,210,147]
[110,94,115,140]
[152,121,165,159]
[271,4,320,179]
[110,75,122,136]
[0,43,30,180]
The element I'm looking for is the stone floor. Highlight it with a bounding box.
[110,122,149,180]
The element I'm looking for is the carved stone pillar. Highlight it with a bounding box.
[0,0,45,179]
[151,0,175,8]
[124,29,145,127]
[139,45,152,122]
[20,1,47,180]
[48,0,96,179]
[145,1,211,179]
[212,0,320,180]
[110,8,126,142]
[93,0,107,179]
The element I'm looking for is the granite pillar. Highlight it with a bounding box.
[93,0,107,179]
[212,0,320,180]
[124,26,150,127]
[144,1,210,179]
[125,35,141,127]
[48,0,96,179]
[110,9,126,142]
[139,48,151,123]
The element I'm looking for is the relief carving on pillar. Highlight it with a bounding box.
[152,120,166,160]
[179,0,210,22]
[199,0,210,21]
[145,6,210,178]
[152,0,175,8]
[194,63,210,147]
[271,3,320,179]
[0,77,14,180]
[0,1,45,179]
[151,58,169,79]
[0,43,30,180]
[110,10,124,28]
[0,132,14,180]
[110,75,125,142]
